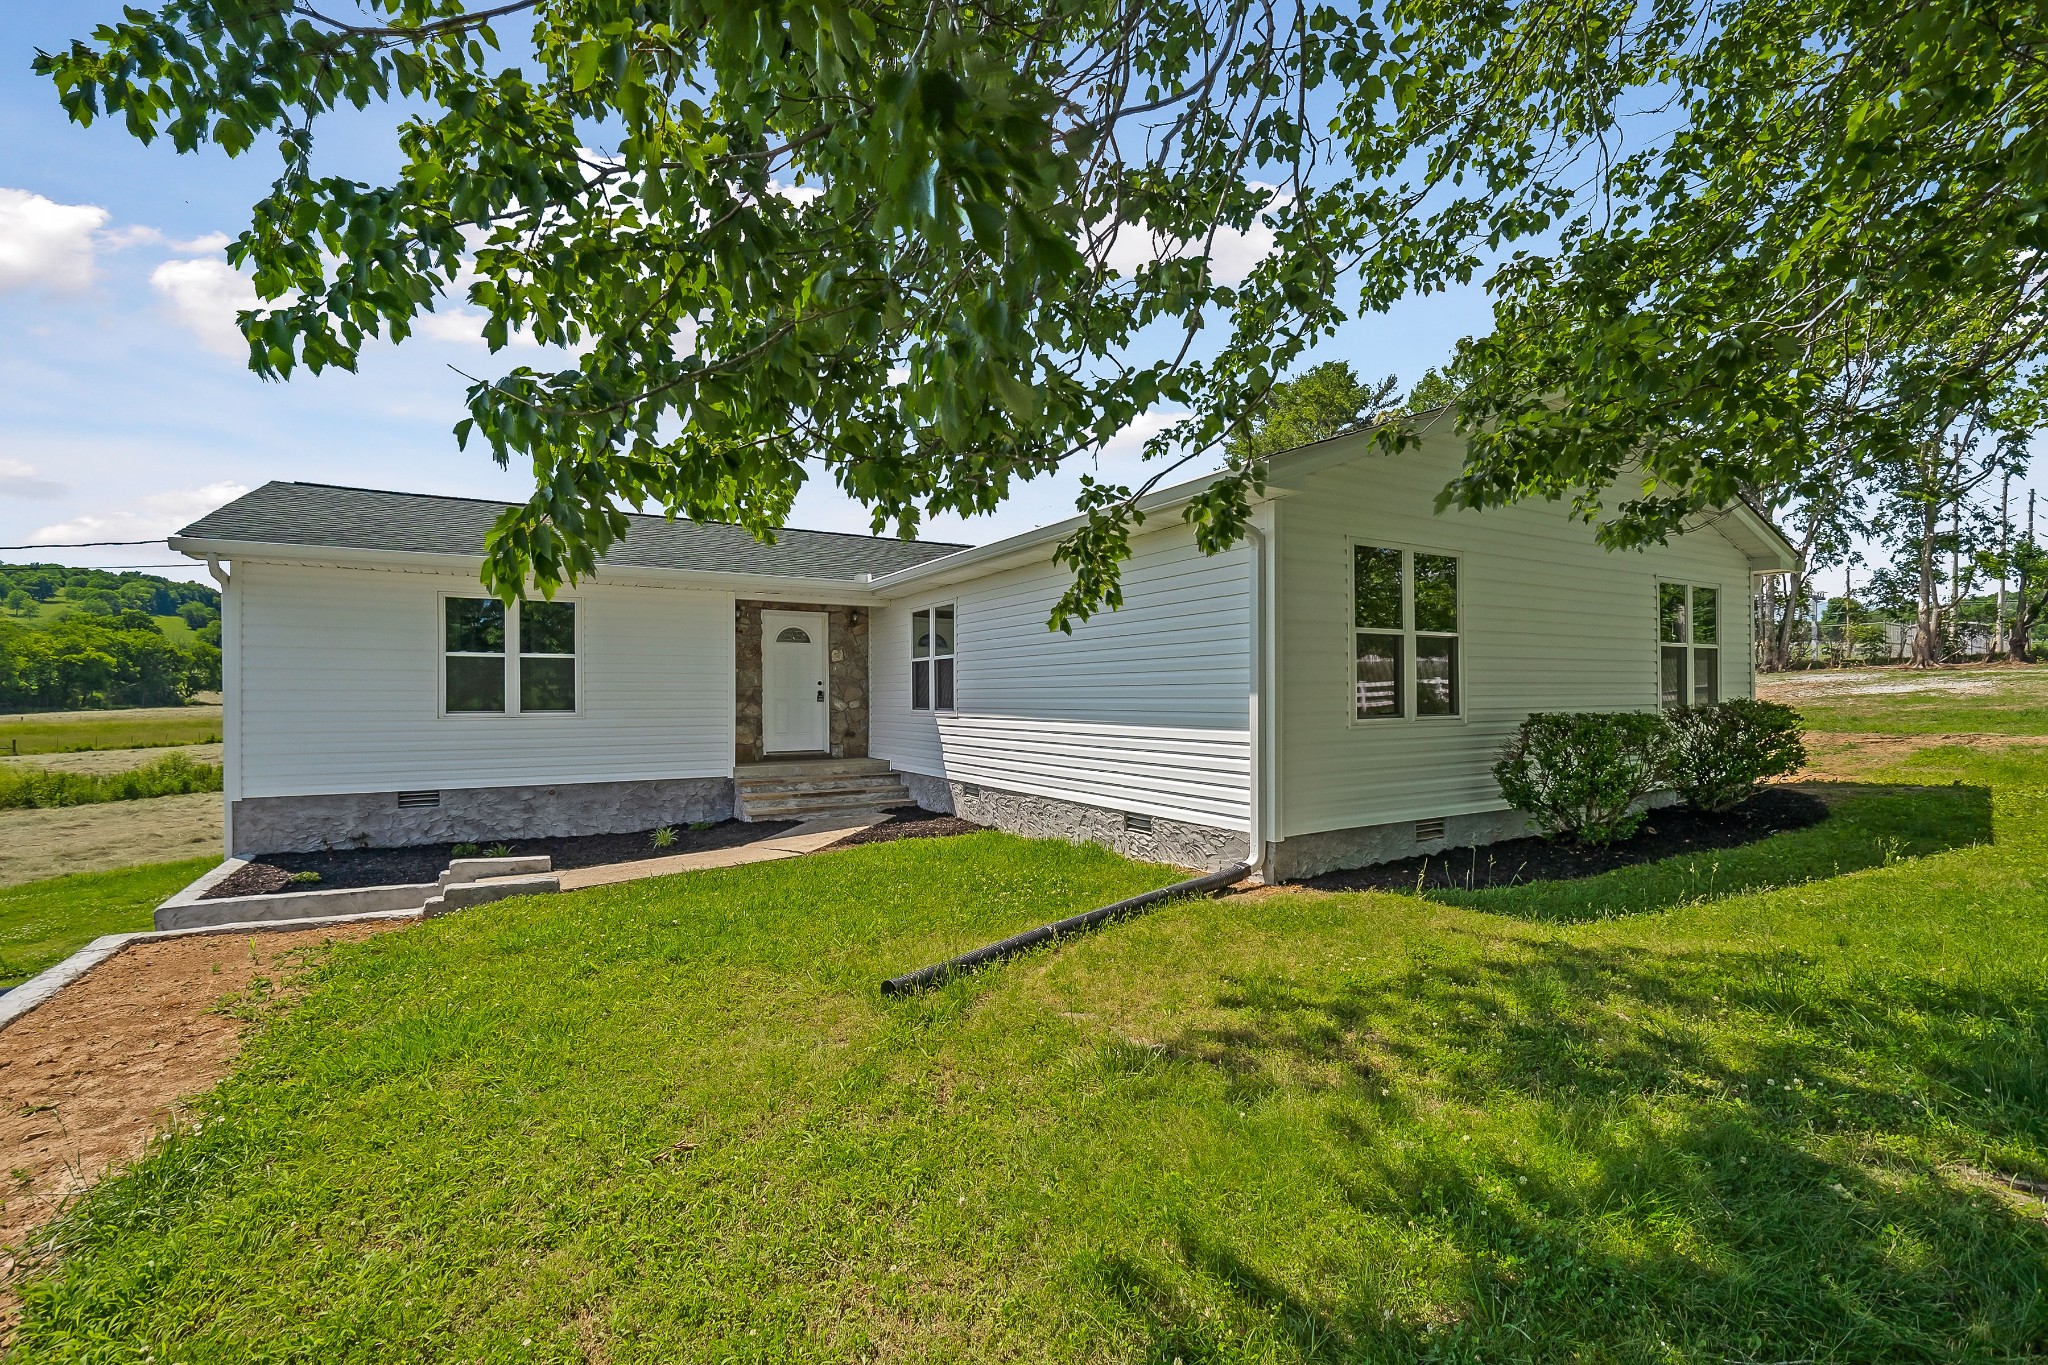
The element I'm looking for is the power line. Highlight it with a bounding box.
[0,539,168,550]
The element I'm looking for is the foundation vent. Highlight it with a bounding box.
[960,783,982,798]
[1414,817,1447,843]
[397,790,442,810]
[1124,812,1156,835]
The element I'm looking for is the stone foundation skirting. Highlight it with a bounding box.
[1264,807,1532,882]
[232,776,737,856]
[900,771,1247,872]
[1265,791,1684,881]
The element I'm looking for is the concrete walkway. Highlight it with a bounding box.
[554,810,888,891]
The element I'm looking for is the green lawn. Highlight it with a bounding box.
[12,743,2047,1361]
[0,705,223,756]
[0,858,214,988]
[1771,666,2048,735]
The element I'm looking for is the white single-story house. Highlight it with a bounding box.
[169,418,1798,880]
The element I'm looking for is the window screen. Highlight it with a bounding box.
[1354,545,1459,720]
[445,598,506,713]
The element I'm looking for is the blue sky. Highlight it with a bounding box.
[13,6,2024,598]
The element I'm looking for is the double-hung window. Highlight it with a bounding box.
[910,604,955,711]
[1354,544,1461,720]
[444,596,577,715]
[1657,583,1719,709]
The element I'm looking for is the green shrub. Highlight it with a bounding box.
[1662,699,1808,812]
[0,752,223,810]
[1494,711,1669,844]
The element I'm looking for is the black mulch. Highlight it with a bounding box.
[1296,788,1831,894]
[202,818,799,898]
[824,806,988,850]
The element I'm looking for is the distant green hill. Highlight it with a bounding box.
[0,561,218,647]
[0,563,220,709]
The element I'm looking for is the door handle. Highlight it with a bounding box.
[816,688,825,702]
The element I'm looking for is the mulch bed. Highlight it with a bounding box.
[824,806,987,850]
[202,818,798,898]
[1296,788,1831,894]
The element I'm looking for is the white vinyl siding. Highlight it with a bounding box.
[871,524,1253,829]
[232,561,734,797]
[1273,436,1754,838]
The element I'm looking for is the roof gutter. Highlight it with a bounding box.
[864,466,1265,596]
[167,537,888,602]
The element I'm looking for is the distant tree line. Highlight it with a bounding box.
[0,563,221,708]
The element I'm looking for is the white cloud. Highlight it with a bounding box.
[0,188,108,293]
[100,225,232,254]
[0,456,69,500]
[149,257,259,357]
[32,481,252,545]
[1101,192,1281,289]
[416,308,494,346]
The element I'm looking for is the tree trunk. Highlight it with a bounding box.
[1774,568,1806,669]
[1911,499,1942,667]
[2013,579,2038,663]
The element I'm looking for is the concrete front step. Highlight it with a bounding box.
[737,774,911,798]
[742,785,910,820]
[736,757,892,781]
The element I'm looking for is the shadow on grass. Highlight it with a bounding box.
[1110,931,2048,1360]
[1421,783,1992,922]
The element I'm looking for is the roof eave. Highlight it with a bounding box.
[168,537,885,601]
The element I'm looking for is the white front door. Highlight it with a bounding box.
[761,610,830,753]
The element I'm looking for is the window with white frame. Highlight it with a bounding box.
[444,596,577,715]
[1657,583,1719,709]
[910,604,955,711]
[1354,545,1460,720]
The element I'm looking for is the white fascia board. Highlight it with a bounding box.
[166,537,884,602]
[866,474,1292,597]
[1687,504,1802,573]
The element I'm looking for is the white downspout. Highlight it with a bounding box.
[206,556,237,857]
[1245,519,1273,879]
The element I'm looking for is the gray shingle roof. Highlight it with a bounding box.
[174,482,968,581]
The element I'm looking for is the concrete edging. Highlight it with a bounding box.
[156,867,442,931]
[0,909,422,1037]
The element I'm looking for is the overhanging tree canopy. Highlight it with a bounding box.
[37,0,2048,624]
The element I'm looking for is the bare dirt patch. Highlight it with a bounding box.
[0,923,402,1291]
[1757,663,2048,703]
[0,793,221,888]
[1794,731,2048,782]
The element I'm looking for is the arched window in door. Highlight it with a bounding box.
[775,626,811,644]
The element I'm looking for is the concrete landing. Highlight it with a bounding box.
[556,810,887,890]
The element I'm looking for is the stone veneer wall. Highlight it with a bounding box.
[1262,791,1678,881]
[231,776,735,855]
[734,600,870,762]
[901,772,1248,873]
[1262,807,1532,882]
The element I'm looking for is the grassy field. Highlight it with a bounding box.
[0,793,222,887]
[0,858,214,988]
[0,705,223,756]
[10,740,2045,1359]
[1761,663,2048,735]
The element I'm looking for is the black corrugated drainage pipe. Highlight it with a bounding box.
[880,862,1252,996]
